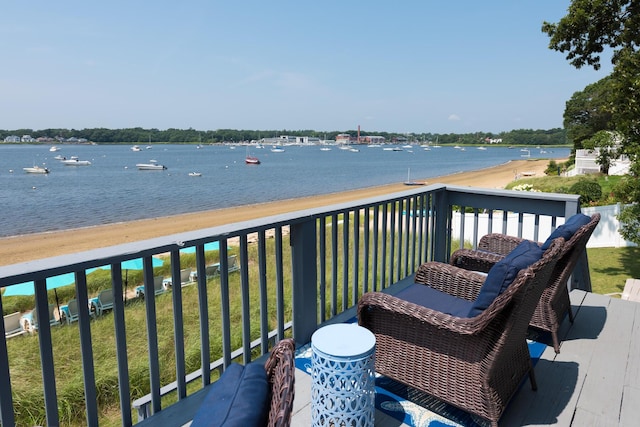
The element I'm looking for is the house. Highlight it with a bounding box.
[3,135,20,143]
[569,148,631,176]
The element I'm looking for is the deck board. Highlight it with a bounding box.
[291,290,640,426]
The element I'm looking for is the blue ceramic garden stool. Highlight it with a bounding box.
[311,323,376,426]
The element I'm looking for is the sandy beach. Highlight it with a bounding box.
[1,158,553,266]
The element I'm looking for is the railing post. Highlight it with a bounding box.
[432,189,450,263]
[291,218,317,345]
[566,200,593,292]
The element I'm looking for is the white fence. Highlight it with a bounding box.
[451,203,636,249]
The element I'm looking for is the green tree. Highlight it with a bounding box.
[543,0,640,244]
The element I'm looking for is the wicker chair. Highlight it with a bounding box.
[450,213,600,353]
[265,338,296,427]
[358,238,563,427]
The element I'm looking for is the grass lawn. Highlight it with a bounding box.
[587,246,640,295]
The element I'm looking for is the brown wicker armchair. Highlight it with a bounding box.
[265,338,296,427]
[358,238,563,427]
[450,213,600,353]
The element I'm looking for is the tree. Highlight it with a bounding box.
[563,76,615,149]
[543,0,640,244]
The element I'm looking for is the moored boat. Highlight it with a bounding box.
[245,156,261,165]
[61,158,92,166]
[188,172,202,177]
[131,145,142,152]
[136,163,167,170]
[23,165,50,174]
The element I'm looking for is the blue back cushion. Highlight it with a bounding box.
[191,362,270,427]
[396,283,475,318]
[541,213,591,250]
[468,240,544,317]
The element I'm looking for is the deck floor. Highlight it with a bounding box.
[291,290,640,426]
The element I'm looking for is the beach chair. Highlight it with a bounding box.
[180,268,193,286]
[226,255,240,273]
[90,288,115,316]
[22,303,60,333]
[63,299,81,324]
[358,238,563,427]
[4,312,27,339]
[135,276,167,299]
[450,213,600,353]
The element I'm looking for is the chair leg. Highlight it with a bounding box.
[552,331,561,354]
[567,305,574,323]
[528,362,538,391]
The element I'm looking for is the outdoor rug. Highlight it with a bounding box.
[295,330,548,427]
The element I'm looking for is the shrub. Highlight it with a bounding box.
[569,179,602,206]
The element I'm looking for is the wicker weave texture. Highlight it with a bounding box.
[450,213,600,353]
[265,338,296,427]
[358,238,563,427]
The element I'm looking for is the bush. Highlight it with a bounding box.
[569,179,602,206]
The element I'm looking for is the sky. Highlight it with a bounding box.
[1,1,614,134]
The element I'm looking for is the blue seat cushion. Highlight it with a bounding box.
[541,213,591,250]
[469,240,544,317]
[396,283,475,318]
[190,362,270,427]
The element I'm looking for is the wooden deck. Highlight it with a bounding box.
[291,290,640,426]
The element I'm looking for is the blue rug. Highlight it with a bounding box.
[295,334,548,427]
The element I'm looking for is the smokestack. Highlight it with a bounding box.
[357,125,360,144]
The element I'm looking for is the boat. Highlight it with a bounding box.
[131,145,142,152]
[53,155,66,160]
[271,147,285,153]
[49,146,60,152]
[349,148,360,152]
[477,146,487,150]
[245,147,261,164]
[136,162,167,170]
[61,158,92,166]
[23,165,50,174]
[320,147,332,151]
[188,172,202,177]
[403,168,425,186]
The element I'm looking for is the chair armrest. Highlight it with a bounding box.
[450,248,504,273]
[478,233,528,255]
[358,290,501,336]
[414,262,486,301]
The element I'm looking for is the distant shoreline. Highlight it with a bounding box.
[0,158,557,266]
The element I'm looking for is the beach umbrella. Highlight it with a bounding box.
[2,272,77,316]
[90,257,164,301]
[178,241,220,254]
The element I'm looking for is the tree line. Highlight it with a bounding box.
[0,127,567,145]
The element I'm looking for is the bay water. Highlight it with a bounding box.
[0,144,569,238]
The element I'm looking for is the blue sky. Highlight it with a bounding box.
[1,1,613,134]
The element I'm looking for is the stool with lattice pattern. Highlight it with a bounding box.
[311,323,376,426]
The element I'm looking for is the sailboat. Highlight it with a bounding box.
[403,168,425,186]
[245,147,261,165]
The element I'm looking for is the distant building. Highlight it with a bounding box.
[3,135,20,143]
[570,148,631,176]
[335,133,352,144]
[363,135,385,144]
[21,135,35,142]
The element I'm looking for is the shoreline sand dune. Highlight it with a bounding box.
[1,159,554,266]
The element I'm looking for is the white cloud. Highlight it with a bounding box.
[448,114,461,121]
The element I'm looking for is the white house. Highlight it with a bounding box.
[3,135,20,143]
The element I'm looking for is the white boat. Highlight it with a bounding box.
[53,155,66,160]
[49,146,60,152]
[477,146,487,150]
[271,147,285,153]
[136,163,167,170]
[320,147,332,151]
[23,165,50,174]
[61,158,92,166]
[188,172,202,177]
[131,145,142,152]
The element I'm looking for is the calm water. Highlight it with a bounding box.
[0,144,569,237]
